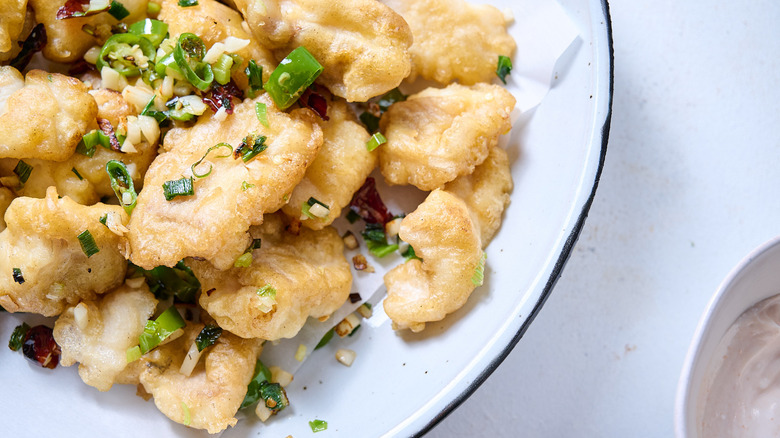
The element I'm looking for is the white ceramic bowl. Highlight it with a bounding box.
[676,235,780,437]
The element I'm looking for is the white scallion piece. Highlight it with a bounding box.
[335,348,356,367]
[357,303,373,319]
[342,231,359,250]
[335,312,361,337]
[308,203,330,218]
[255,402,273,422]
[179,341,203,377]
[137,114,160,144]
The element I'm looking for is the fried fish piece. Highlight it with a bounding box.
[194,213,352,340]
[0,187,129,316]
[138,323,263,434]
[282,98,376,229]
[28,0,148,63]
[444,146,512,247]
[0,89,157,205]
[0,67,98,162]
[235,0,412,102]
[0,187,13,231]
[158,0,275,89]
[379,83,515,190]
[54,283,157,391]
[0,0,27,56]
[382,0,515,84]
[383,189,482,332]
[128,94,323,270]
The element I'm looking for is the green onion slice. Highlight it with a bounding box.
[191,143,232,178]
[234,134,267,163]
[178,0,198,6]
[257,284,276,298]
[181,402,191,426]
[13,160,32,184]
[377,88,406,111]
[401,244,420,261]
[8,322,30,351]
[12,268,24,284]
[77,129,112,157]
[130,260,201,303]
[241,181,255,191]
[138,306,186,354]
[362,223,398,258]
[246,60,263,97]
[366,132,387,151]
[314,328,334,350]
[99,214,108,226]
[162,177,194,201]
[264,47,323,110]
[96,33,156,77]
[234,252,252,268]
[128,18,169,47]
[174,33,214,91]
[309,419,328,433]
[195,324,222,352]
[255,102,269,127]
[359,112,380,133]
[241,360,289,413]
[107,1,130,20]
[77,230,100,258]
[496,55,513,84]
[126,345,142,363]
[71,167,84,180]
[106,160,137,214]
[212,53,233,85]
[472,251,487,286]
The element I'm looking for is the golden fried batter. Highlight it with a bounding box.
[0,68,98,162]
[29,0,148,63]
[282,98,376,229]
[235,0,412,102]
[382,0,515,84]
[194,213,352,340]
[0,187,129,316]
[383,189,482,332]
[128,94,323,270]
[0,89,158,205]
[444,147,512,247]
[0,187,13,231]
[54,284,157,391]
[379,83,515,190]
[138,323,263,434]
[0,0,27,54]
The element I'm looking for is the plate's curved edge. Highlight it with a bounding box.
[412,0,614,436]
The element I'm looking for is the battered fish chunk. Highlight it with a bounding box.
[138,323,263,434]
[0,188,130,316]
[379,83,515,190]
[382,0,515,84]
[54,284,157,392]
[194,214,352,340]
[0,89,157,205]
[128,94,323,270]
[0,67,98,162]
[282,98,376,229]
[159,0,275,88]
[0,0,27,55]
[0,187,13,231]
[383,189,482,332]
[235,0,412,102]
[29,0,148,63]
[444,147,512,247]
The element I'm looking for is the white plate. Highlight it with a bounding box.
[0,0,612,436]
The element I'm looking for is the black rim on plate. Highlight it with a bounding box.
[415,0,615,436]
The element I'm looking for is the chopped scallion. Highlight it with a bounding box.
[496,55,513,84]
[246,60,264,97]
[12,268,24,284]
[77,230,100,258]
[377,88,406,111]
[174,33,213,91]
[77,129,111,157]
[195,324,222,352]
[107,1,130,20]
[359,112,380,133]
[128,18,169,47]
[130,260,201,303]
[146,1,161,15]
[126,345,142,363]
[346,209,361,224]
[472,251,487,286]
[191,143,232,178]
[255,102,269,127]
[264,47,323,110]
[106,160,137,214]
[181,402,191,426]
[366,132,387,151]
[99,214,108,226]
[13,160,32,184]
[401,244,420,261]
[178,0,198,6]
[234,252,253,268]
[234,134,267,163]
[71,167,84,180]
[309,419,328,433]
[138,306,186,354]
[162,177,194,201]
[314,328,334,350]
[241,181,255,191]
[8,322,30,351]
[241,360,289,413]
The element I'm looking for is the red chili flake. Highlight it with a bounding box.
[349,177,392,224]
[9,23,47,72]
[202,81,244,115]
[205,288,216,297]
[56,0,95,19]
[97,118,123,152]
[22,325,60,369]
[299,86,329,121]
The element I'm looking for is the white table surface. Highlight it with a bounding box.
[428,0,780,436]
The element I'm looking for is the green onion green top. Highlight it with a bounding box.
[77,129,112,157]
[264,47,323,110]
[255,102,269,127]
[107,1,130,20]
[162,177,195,201]
[472,251,487,286]
[366,132,387,151]
[314,328,334,350]
[138,306,186,354]
[191,143,232,178]
[12,268,24,284]
[241,359,289,413]
[77,230,100,258]
[174,33,214,91]
[178,0,198,6]
[496,55,513,84]
[309,419,328,433]
[129,260,201,303]
[235,134,267,163]
[8,322,30,351]
[246,60,264,97]
[106,160,137,215]
[128,18,169,47]
[13,160,32,184]
[195,324,223,352]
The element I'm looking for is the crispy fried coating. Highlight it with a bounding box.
[444,147,512,247]
[0,187,13,231]
[383,189,482,332]
[235,0,412,102]
[0,0,27,54]
[128,94,323,270]
[382,0,515,84]
[0,89,157,204]
[138,323,263,434]
[282,98,376,229]
[28,0,148,63]
[0,188,130,316]
[194,213,352,340]
[54,284,157,391]
[159,0,275,88]
[379,83,515,190]
[0,68,98,162]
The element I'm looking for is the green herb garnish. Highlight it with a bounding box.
[195,324,222,352]
[77,230,100,258]
[496,55,513,84]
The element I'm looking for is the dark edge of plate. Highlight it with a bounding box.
[413,0,615,436]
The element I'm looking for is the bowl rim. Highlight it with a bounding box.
[412,0,615,435]
[674,234,780,437]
